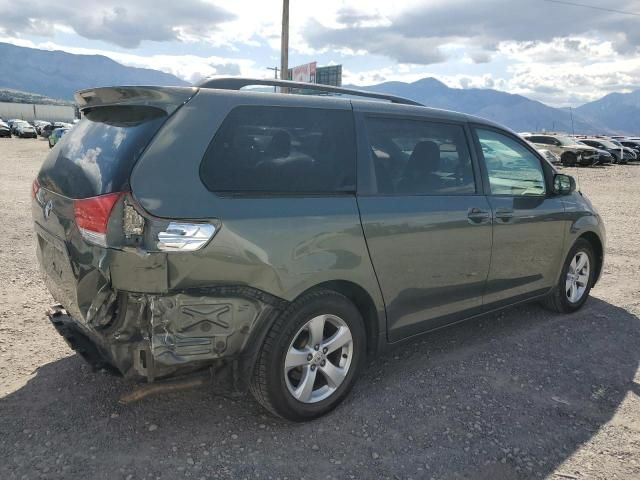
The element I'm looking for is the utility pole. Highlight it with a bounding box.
[569,106,575,136]
[266,66,279,92]
[280,0,289,92]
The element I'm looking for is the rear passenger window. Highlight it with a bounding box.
[364,117,476,195]
[200,106,356,193]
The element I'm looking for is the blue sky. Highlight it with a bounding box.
[0,0,639,107]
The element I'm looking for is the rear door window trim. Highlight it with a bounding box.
[356,113,483,197]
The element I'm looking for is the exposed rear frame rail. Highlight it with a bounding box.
[197,77,423,106]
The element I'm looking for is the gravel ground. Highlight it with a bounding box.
[1,137,639,480]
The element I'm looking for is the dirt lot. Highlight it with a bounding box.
[1,136,639,480]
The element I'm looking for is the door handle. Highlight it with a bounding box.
[495,208,515,223]
[467,207,490,225]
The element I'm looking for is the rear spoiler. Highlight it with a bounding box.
[75,86,198,115]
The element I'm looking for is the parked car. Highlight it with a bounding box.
[15,121,37,138]
[538,149,562,165]
[34,120,52,135]
[524,134,598,166]
[619,140,640,158]
[41,122,70,138]
[0,121,11,138]
[7,119,21,135]
[609,139,637,162]
[577,138,621,164]
[47,127,69,147]
[32,80,606,421]
[576,143,613,165]
[40,123,55,138]
[526,142,561,166]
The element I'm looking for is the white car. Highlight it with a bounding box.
[537,148,561,166]
[521,137,561,166]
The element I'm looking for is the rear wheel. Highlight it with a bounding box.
[250,290,366,421]
[543,238,595,313]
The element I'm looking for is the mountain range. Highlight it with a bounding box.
[350,78,613,134]
[0,42,188,101]
[0,42,638,135]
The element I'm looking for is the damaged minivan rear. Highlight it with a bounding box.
[33,83,386,421]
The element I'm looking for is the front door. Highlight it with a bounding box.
[473,127,567,307]
[356,114,492,342]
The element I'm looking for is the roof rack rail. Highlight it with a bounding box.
[196,77,423,106]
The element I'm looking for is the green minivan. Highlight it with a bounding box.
[32,79,605,420]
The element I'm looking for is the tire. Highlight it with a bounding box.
[250,289,366,421]
[561,152,577,166]
[542,238,596,314]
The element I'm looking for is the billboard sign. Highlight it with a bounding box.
[316,65,342,87]
[291,62,317,83]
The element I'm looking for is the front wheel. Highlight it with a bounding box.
[250,290,366,421]
[561,152,577,166]
[543,238,595,313]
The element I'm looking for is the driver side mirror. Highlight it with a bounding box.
[553,173,576,195]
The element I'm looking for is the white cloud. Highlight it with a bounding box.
[0,0,234,48]
[2,0,640,106]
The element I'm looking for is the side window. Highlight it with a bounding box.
[476,128,546,196]
[200,106,356,193]
[364,117,476,195]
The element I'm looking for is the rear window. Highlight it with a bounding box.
[38,106,166,198]
[200,106,356,194]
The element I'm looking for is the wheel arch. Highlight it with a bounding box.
[561,151,577,164]
[579,231,604,285]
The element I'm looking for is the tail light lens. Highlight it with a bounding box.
[74,192,123,247]
[31,179,40,200]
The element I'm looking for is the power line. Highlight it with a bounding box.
[544,0,640,17]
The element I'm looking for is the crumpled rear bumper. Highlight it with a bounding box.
[46,287,287,387]
[48,305,121,374]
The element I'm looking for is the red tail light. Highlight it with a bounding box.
[74,192,123,246]
[31,179,40,200]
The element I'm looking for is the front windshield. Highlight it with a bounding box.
[596,139,618,149]
[610,140,622,147]
[557,136,579,146]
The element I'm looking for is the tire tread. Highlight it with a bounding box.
[542,238,595,314]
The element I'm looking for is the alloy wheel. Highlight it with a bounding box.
[566,251,590,303]
[284,314,354,404]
